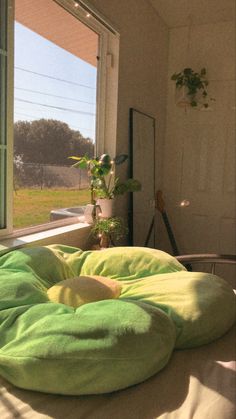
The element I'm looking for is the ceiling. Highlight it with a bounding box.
[149,0,235,27]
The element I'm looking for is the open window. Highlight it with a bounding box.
[0,0,119,236]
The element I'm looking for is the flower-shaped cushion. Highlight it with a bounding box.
[0,245,234,395]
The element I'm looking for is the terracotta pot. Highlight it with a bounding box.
[100,232,110,248]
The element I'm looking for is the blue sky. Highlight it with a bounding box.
[14,22,97,141]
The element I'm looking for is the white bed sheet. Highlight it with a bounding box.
[0,324,235,419]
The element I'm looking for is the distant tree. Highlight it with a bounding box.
[14,121,31,161]
[14,119,94,166]
[70,131,94,157]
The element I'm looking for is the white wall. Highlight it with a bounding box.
[88,0,169,222]
[159,20,235,259]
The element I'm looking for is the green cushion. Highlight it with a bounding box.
[79,246,186,280]
[0,245,235,395]
[120,271,235,348]
[0,299,175,395]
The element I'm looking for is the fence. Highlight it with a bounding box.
[14,163,90,190]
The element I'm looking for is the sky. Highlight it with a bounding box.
[14,22,97,142]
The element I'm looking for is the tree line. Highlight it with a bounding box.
[14,118,94,166]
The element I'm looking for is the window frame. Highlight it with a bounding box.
[0,0,119,238]
[0,0,14,237]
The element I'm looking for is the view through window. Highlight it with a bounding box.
[13,0,98,229]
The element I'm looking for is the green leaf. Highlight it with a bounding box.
[114,154,128,165]
[91,166,109,177]
[68,156,82,161]
[72,160,88,169]
[113,179,141,196]
[100,154,111,164]
[71,161,82,169]
[126,179,142,192]
[94,188,110,199]
[183,68,192,75]
[176,79,184,87]
[101,166,111,176]
[91,217,128,241]
[113,182,127,195]
[91,178,102,187]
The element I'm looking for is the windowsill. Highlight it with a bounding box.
[0,221,92,256]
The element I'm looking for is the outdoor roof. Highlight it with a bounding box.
[15,0,98,67]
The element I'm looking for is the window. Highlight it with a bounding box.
[0,0,13,232]
[0,0,119,237]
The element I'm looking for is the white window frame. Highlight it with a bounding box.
[0,0,119,238]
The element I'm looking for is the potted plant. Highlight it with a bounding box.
[171,67,214,109]
[91,216,128,248]
[69,153,141,218]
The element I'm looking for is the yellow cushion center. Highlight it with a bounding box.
[47,275,122,308]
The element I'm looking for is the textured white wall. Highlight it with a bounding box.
[87,0,169,224]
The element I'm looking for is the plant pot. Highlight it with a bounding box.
[84,204,100,224]
[175,86,204,109]
[99,232,111,248]
[175,86,192,107]
[96,198,114,219]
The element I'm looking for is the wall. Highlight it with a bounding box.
[88,0,169,222]
[159,20,235,263]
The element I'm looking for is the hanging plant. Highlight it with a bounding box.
[171,67,214,109]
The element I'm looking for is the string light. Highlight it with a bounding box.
[180,199,190,207]
[74,2,79,8]
[86,13,91,18]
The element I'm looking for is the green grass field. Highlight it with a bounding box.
[13,188,91,229]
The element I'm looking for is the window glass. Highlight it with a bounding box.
[0,0,7,50]
[13,0,98,229]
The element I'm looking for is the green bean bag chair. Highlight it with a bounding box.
[0,245,235,395]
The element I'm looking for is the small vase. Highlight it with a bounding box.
[96,198,114,219]
[84,204,100,224]
[175,86,192,107]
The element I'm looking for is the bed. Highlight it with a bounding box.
[0,252,235,419]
